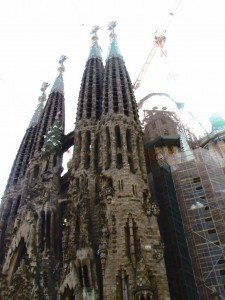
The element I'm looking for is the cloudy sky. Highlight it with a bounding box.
[0,0,225,197]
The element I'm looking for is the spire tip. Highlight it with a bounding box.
[108,21,117,39]
[88,25,102,60]
[107,21,123,60]
[58,55,67,74]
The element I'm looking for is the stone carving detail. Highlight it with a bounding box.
[0,26,171,299]
[99,226,109,276]
[145,200,160,217]
[78,201,90,249]
[62,200,77,261]
[134,258,157,299]
[68,175,79,197]
[80,172,89,198]
[126,213,137,266]
[116,266,129,299]
[111,213,117,254]
[97,174,114,203]
[152,241,164,262]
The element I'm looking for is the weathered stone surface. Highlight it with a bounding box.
[0,39,170,299]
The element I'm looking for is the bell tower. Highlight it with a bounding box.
[94,21,170,300]
[0,25,170,300]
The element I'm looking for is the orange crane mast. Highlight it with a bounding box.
[132,0,181,90]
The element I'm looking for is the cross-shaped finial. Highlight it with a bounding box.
[41,82,50,92]
[90,25,100,42]
[108,21,117,40]
[59,55,68,66]
[58,55,67,74]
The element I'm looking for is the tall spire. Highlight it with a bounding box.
[107,21,123,60]
[31,56,66,154]
[76,26,104,122]
[88,26,102,60]
[51,55,67,94]
[5,83,49,187]
[29,82,49,128]
[103,22,139,122]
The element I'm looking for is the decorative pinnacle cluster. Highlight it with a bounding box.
[88,25,102,60]
[91,25,100,43]
[58,55,68,74]
[51,55,67,94]
[29,82,49,128]
[108,21,117,40]
[88,21,123,61]
[39,82,50,103]
[107,21,123,60]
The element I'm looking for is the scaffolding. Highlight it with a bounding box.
[167,148,225,299]
[151,156,199,299]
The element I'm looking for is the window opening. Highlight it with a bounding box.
[96,60,102,119]
[62,287,75,300]
[117,153,123,169]
[125,69,138,121]
[119,180,124,191]
[128,156,135,173]
[126,129,132,153]
[193,177,201,183]
[118,64,129,116]
[136,136,144,174]
[105,127,111,169]
[14,195,21,216]
[132,184,137,196]
[218,259,225,265]
[125,276,129,300]
[112,60,119,113]
[86,60,94,119]
[94,134,99,172]
[79,265,83,287]
[12,238,27,275]
[195,186,203,190]
[33,165,39,178]
[83,265,90,287]
[104,68,110,113]
[46,212,51,249]
[53,155,57,167]
[40,211,45,252]
[85,131,91,169]
[115,126,122,148]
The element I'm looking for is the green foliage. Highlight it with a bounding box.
[41,117,63,156]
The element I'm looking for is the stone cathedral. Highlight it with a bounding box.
[0,23,170,300]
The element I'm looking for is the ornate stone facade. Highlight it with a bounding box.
[0,26,169,299]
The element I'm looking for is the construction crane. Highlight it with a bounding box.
[132,0,181,90]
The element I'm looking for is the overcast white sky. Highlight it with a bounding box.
[0,0,225,198]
